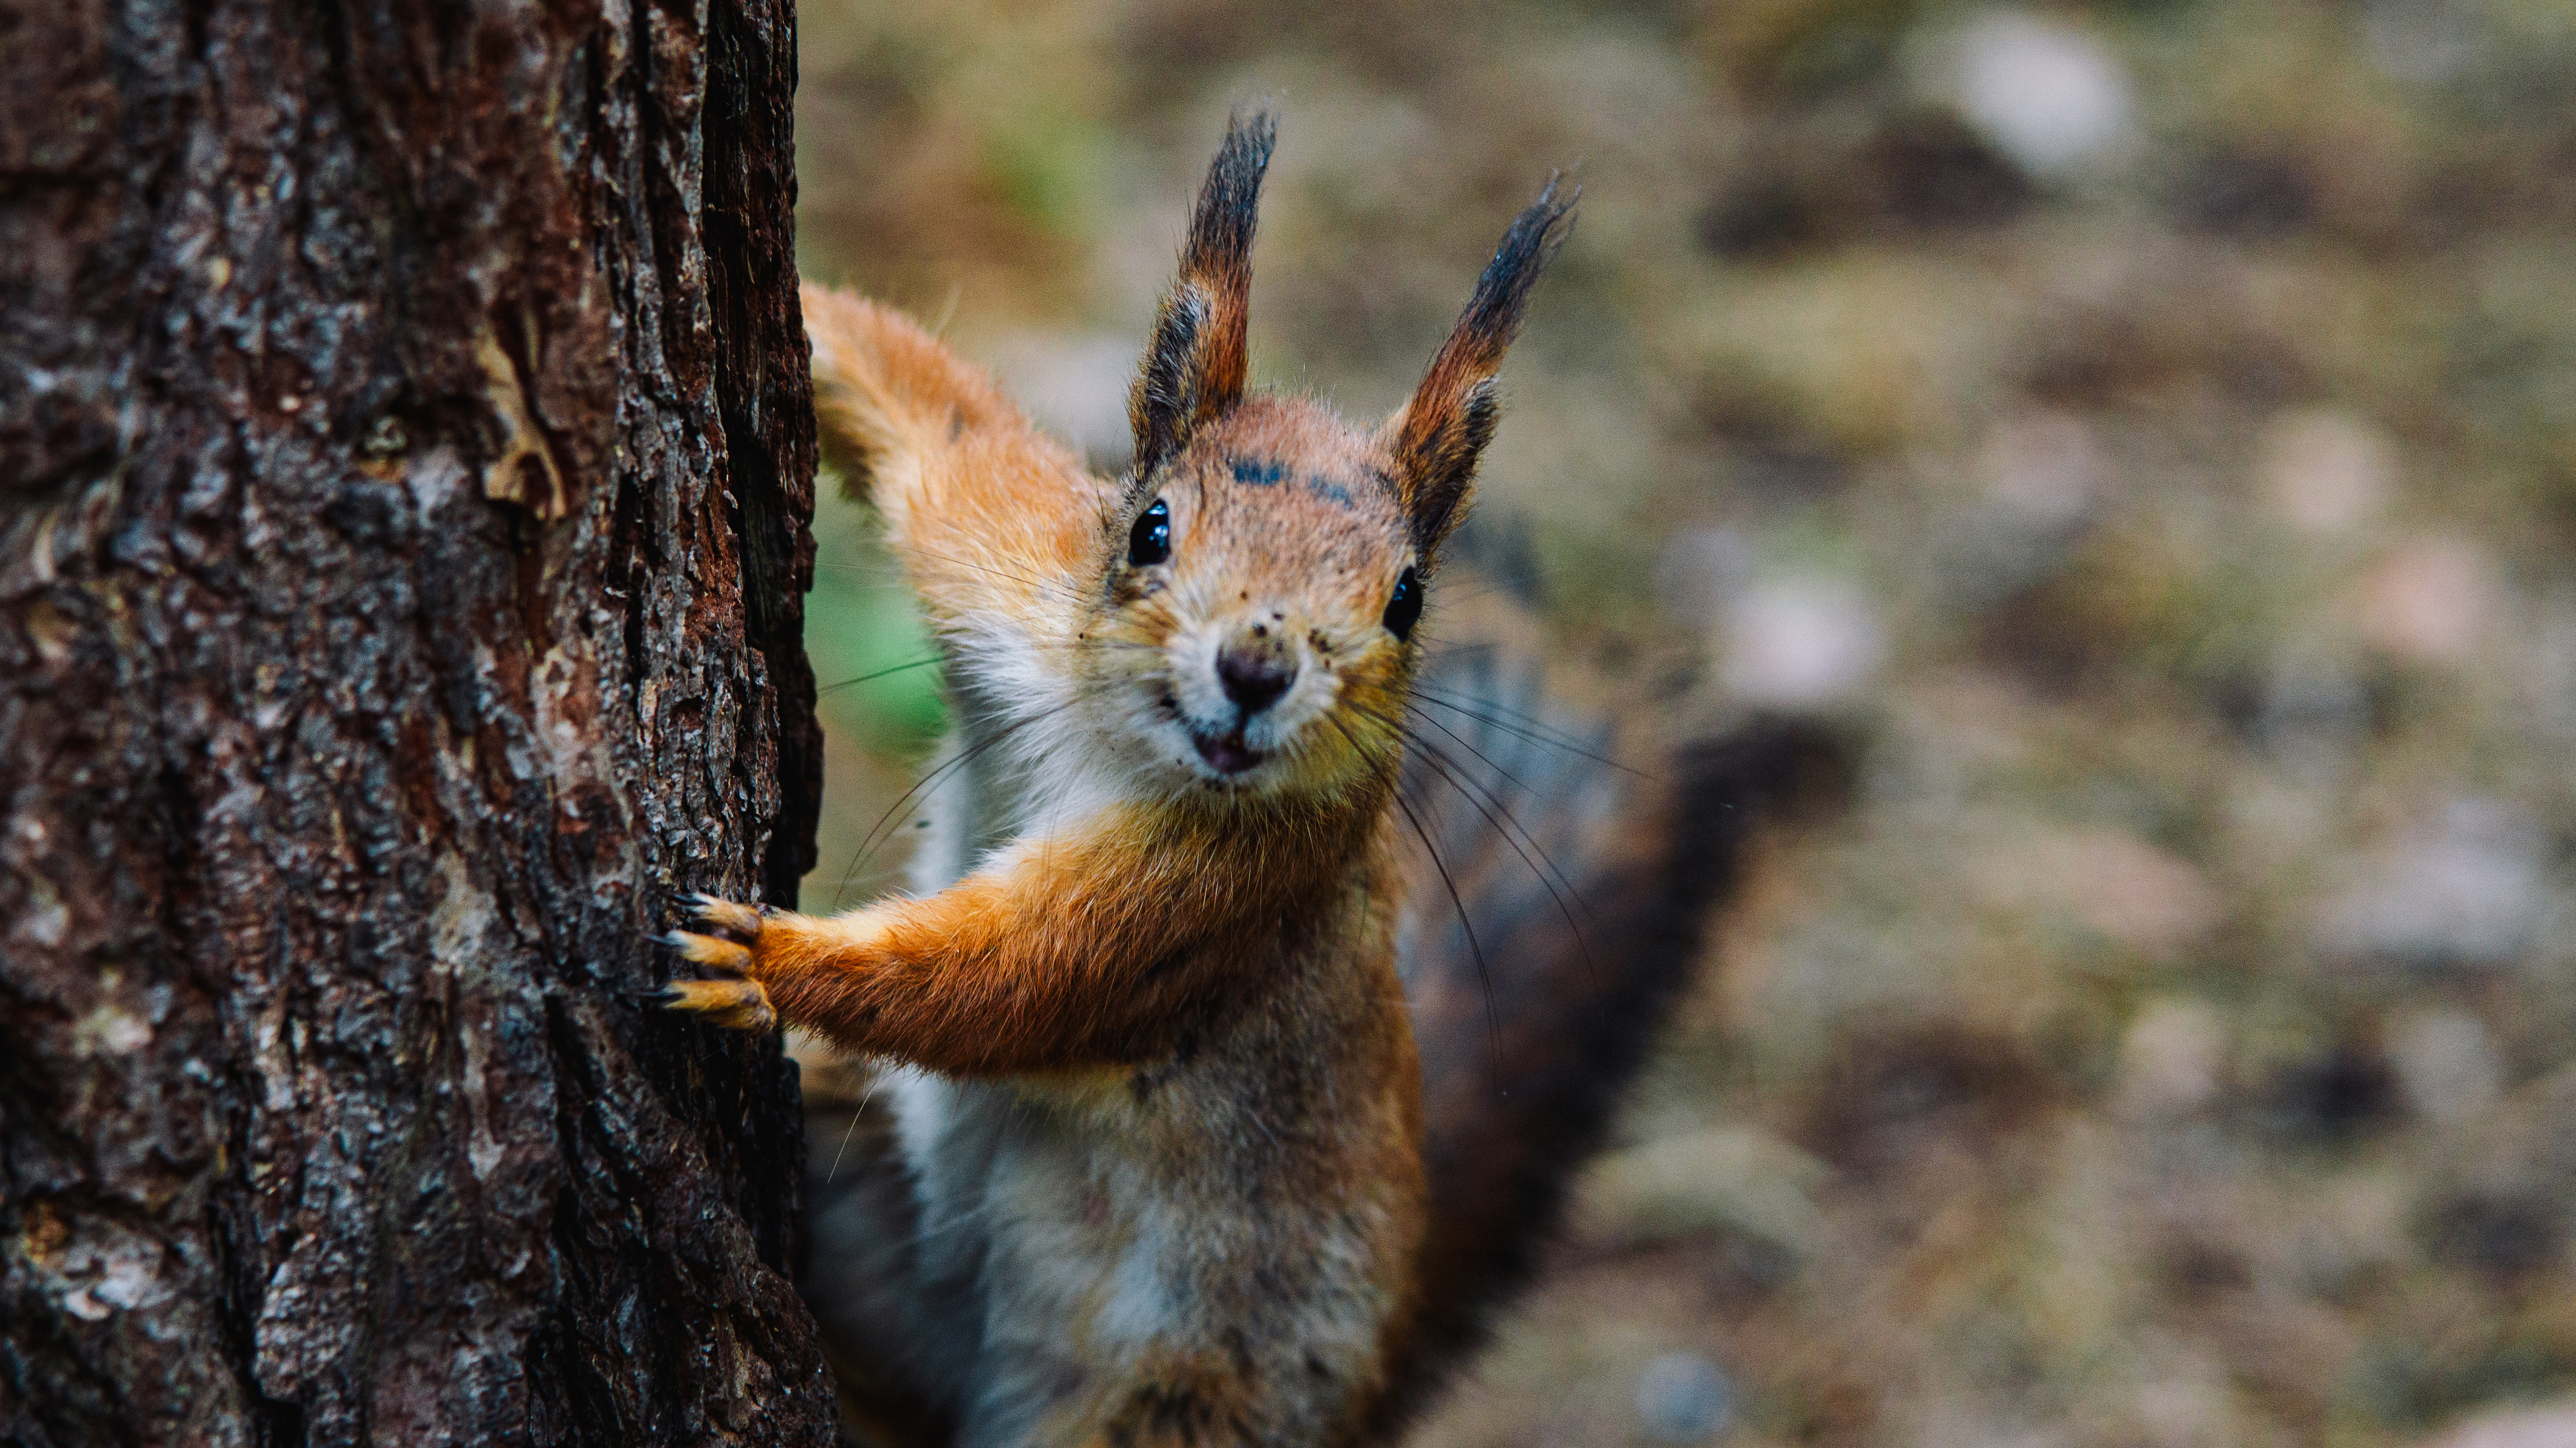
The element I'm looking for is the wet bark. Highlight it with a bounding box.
[0,0,835,1443]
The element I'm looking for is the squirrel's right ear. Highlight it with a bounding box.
[1129,108,1276,480]
[1384,177,1575,558]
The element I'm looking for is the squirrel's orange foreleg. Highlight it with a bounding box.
[662,806,1348,1076]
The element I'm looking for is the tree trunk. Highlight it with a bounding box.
[0,0,836,1442]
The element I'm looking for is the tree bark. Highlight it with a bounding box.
[0,0,835,1443]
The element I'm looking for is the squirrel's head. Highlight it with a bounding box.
[1068,111,1574,804]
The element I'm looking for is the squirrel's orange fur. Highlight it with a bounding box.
[666,113,1593,1446]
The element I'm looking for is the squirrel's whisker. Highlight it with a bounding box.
[1409,685,1650,778]
[1395,702,1601,930]
[833,699,1084,906]
[1381,716,1606,1018]
[1389,770,1504,1091]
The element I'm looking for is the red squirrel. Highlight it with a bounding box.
[667,111,1831,1447]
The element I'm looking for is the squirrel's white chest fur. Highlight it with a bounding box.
[881,1067,1188,1437]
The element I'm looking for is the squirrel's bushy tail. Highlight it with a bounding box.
[1363,636,1852,1438]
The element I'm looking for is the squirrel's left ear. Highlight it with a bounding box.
[1383,177,1575,557]
[1130,108,1276,480]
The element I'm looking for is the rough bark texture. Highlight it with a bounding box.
[0,0,835,1442]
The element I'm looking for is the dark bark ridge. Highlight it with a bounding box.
[1,0,832,1443]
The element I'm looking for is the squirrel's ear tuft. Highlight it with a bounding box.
[1384,176,1575,556]
[1130,108,1277,480]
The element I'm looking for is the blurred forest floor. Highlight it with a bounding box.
[787,1,2576,1444]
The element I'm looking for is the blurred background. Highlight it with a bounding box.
[786,1,2576,1444]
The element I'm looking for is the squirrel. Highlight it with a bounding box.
[665,110,1841,1447]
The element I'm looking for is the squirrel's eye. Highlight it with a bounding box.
[1127,499,1172,567]
[1384,566,1423,641]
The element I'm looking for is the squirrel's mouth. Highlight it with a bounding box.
[1190,728,1263,776]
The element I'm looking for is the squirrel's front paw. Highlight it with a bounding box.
[659,893,776,1032]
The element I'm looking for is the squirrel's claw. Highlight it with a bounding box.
[663,928,755,975]
[657,977,776,1033]
[685,892,765,943]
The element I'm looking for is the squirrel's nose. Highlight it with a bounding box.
[1216,631,1297,715]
